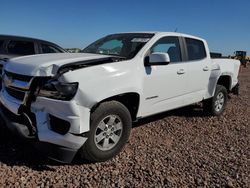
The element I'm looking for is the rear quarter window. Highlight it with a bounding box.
[185,38,206,61]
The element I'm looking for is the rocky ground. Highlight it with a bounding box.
[0,67,249,188]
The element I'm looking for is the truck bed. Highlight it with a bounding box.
[212,58,240,89]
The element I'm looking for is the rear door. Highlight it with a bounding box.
[183,37,211,104]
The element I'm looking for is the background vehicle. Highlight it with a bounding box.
[233,51,248,67]
[234,51,246,60]
[0,35,66,76]
[0,32,240,163]
[210,52,222,58]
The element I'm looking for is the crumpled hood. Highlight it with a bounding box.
[4,53,112,76]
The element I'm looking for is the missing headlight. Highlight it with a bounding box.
[38,79,78,100]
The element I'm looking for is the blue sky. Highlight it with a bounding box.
[1,0,249,55]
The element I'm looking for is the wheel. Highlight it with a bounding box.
[81,101,132,162]
[203,85,228,116]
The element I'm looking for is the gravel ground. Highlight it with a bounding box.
[0,67,249,188]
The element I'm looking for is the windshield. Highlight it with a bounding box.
[82,33,154,59]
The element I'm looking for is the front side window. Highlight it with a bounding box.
[7,40,35,55]
[185,38,206,61]
[82,33,154,60]
[150,36,182,62]
[41,43,63,53]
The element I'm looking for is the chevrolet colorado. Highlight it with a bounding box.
[0,32,240,163]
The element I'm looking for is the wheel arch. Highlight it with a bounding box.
[216,74,232,92]
[91,92,140,121]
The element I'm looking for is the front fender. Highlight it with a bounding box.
[60,62,142,108]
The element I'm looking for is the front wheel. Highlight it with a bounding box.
[203,85,228,116]
[81,101,132,162]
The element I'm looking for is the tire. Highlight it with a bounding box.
[81,101,132,162]
[203,85,228,116]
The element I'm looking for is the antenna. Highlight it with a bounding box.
[174,28,178,32]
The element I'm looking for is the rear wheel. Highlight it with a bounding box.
[203,85,228,116]
[81,101,132,162]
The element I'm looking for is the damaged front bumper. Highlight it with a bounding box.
[0,90,90,163]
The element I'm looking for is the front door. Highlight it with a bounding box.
[139,36,188,117]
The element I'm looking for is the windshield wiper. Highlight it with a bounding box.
[57,57,118,75]
[108,54,127,60]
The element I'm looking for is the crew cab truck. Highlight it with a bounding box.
[0,32,240,163]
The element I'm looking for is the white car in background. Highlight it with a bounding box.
[0,32,240,163]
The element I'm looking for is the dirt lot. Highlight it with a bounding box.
[0,67,249,188]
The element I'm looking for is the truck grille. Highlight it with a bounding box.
[5,70,32,82]
[5,87,26,101]
[3,71,33,102]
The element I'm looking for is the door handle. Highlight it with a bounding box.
[203,66,209,71]
[177,69,185,75]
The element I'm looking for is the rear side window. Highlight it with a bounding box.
[185,38,206,61]
[7,40,35,55]
[41,43,63,53]
[151,36,182,62]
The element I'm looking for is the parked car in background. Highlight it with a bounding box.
[0,35,66,76]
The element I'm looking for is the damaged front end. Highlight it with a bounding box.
[0,71,37,139]
[0,69,88,163]
[0,55,122,162]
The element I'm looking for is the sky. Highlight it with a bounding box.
[0,0,249,55]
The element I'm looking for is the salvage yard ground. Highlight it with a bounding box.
[0,67,249,187]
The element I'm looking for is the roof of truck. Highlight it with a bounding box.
[111,31,205,41]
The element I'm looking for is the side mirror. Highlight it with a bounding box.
[144,52,170,66]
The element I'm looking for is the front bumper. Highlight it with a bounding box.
[0,104,82,163]
[0,104,35,140]
[0,92,90,163]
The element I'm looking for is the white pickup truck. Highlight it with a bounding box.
[0,32,240,163]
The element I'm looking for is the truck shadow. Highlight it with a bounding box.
[133,104,206,128]
[0,127,58,171]
[0,104,206,168]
